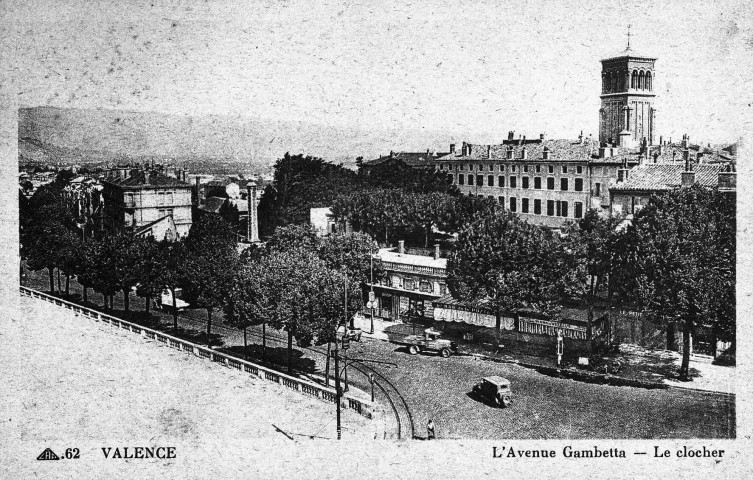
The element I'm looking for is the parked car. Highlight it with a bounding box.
[472,376,512,407]
[398,328,458,357]
[154,288,190,312]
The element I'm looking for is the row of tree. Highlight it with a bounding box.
[446,185,735,378]
[22,173,383,379]
[257,152,458,239]
[331,189,498,246]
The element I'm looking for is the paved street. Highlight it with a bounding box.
[21,269,735,439]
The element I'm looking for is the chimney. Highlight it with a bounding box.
[246,181,259,242]
[542,146,549,160]
[398,240,405,255]
[195,176,203,206]
[434,244,441,260]
[681,168,695,188]
[578,130,583,143]
[508,131,514,141]
[540,133,545,140]
[468,144,473,156]
[683,147,691,171]
[718,165,736,190]
[449,143,456,154]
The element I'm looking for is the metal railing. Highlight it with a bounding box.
[19,286,374,421]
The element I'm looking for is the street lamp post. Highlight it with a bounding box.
[369,253,375,335]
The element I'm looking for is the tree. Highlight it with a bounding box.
[156,239,189,330]
[183,214,240,336]
[257,153,361,237]
[22,216,71,294]
[317,231,384,285]
[447,211,569,333]
[611,185,735,379]
[133,236,162,317]
[560,210,623,344]
[265,223,319,254]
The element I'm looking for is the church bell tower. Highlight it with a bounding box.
[599,28,657,148]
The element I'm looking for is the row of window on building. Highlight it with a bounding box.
[469,194,584,219]
[438,164,585,174]
[456,174,589,192]
[385,276,447,295]
[124,191,177,208]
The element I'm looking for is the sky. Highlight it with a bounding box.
[2,0,752,150]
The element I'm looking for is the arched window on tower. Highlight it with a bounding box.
[646,71,652,91]
[631,70,637,89]
[638,71,645,89]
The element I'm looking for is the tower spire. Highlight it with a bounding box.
[626,24,632,50]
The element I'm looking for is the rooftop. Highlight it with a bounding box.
[376,248,447,269]
[103,171,191,189]
[611,163,725,192]
[435,138,609,163]
[601,45,657,62]
[363,151,450,168]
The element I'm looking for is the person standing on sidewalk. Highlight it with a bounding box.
[427,419,436,440]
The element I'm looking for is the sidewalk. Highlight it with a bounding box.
[355,314,735,395]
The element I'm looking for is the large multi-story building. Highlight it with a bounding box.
[434,134,634,228]
[102,167,193,240]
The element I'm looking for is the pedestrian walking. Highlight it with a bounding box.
[427,419,436,440]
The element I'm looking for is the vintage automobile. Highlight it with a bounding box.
[154,288,190,312]
[399,328,458,357]
[472,376,512,407]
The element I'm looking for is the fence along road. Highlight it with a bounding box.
[20,268,414,439]
[18,286,375,426]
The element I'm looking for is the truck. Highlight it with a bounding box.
[154,288,190,312]
[398,328,458,357]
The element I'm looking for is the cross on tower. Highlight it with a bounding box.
[627,24,632,50]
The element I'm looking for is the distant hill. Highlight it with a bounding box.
[18,106,458,170]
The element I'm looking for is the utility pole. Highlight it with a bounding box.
[369,253,375,334]
[334,333,341,440]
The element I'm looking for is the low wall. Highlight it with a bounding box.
[19,286,374,420]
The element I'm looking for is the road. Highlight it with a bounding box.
[21,268,735,439]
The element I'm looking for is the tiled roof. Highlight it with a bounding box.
[601,46,656,61]
[377,248,447,269]
[434,138,601,162]
[133,215,173,236]
[104,171,191,189]
[199,196,226,213]
[610,163,723,192]
[364,151,450,167]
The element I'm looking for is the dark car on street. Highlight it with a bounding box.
[472,376,512,407]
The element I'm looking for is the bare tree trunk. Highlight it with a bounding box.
[206,308,213,335]
[680,319,692,381]
[65,274,70,296]
[172,288,178,330]
[83,285,88,303]
[262,321,267,362]
[57,269,61,293]
[48,267,55,293]
[243,327,248,358]
[123,288,130,312]
[145,294,151,316]
[325,341,331,387]
[287,330,293,375]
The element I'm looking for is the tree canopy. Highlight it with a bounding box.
[611,185,735,378]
